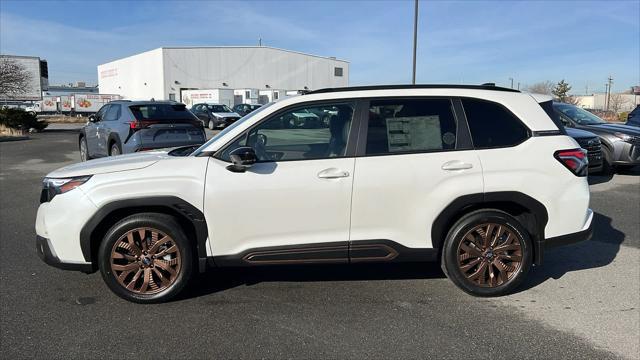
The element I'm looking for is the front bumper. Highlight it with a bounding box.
[612,141,640,166]
[36,235,93,272]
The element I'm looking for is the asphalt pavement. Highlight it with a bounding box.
[1,131,638,359]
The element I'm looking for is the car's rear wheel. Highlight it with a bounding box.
[98,213,193,303]
[109,141,122,156]
[79,136,90,161]
[442,210,532,296]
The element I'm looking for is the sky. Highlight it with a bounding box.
[0,0,638,93]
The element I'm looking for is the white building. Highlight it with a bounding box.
[574,93,639,112]
[97,46,349,102]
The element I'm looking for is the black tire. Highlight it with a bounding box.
[208,118,215,130]
[600,146,614,175]
[441,209,533,297]
[109,140,122,156]
[98,213,193,303]
[79,136,91,161]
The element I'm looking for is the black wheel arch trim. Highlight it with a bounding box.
[431,191,548,265]
[79,196,208,272]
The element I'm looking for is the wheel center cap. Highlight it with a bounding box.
[485,250,494,259]
[141,257,152,265]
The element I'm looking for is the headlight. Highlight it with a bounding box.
[41,176,92,203]
[613,132,632,141]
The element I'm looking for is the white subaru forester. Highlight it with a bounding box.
[36,85,593,303]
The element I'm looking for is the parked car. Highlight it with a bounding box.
[79,101,205,161]
[232,103,262,117]
[565,128,603,173]
[626,105,639,127]
[553,102,640,173]
[191,103,240,129]
[37,84,593,303]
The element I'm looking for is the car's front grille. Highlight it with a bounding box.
[576,137,603,164]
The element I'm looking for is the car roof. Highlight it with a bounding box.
[112,100,182,106]
[306,84,520,94]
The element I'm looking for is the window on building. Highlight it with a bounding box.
[334,67,343,77]
[168,93,176,101]
[461,98,529,149]
[365,98,457,155]
[245,91,250,99]
[274,91,279,100]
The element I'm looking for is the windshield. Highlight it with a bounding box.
[207,104,232,113]
[554,103,606,125]
[191,102,275,156]
[249,105,262,110]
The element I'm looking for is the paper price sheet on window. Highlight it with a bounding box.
[386,115,442,152]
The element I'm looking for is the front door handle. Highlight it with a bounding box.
[441,160,473,171]
[317,168,350,179]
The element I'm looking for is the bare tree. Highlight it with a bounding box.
[0,57,32,99]
[523,81,554,95]
[608,93,630,114]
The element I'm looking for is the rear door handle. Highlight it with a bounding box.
[317,168,350,179]
[441,160,473,171]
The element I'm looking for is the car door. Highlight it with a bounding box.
[204,101,361,263]
[349,97,483,256]
[85,105,109,157]
[100,103,121,155]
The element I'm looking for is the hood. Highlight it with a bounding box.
[588,123,640,135]
[565,127,598,139]
[212,112,240,118]
[47,150,169,178]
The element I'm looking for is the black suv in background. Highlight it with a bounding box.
[627,106,639,127]
[232,103,262,117]
[565,128,603,173]
[554,102,640,173]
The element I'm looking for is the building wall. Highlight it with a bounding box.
[97,48,165,100]
[0,55,43,101]
[98,47,348,101]
[575,93,639,112]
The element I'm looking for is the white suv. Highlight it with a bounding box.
[36,85,593,303]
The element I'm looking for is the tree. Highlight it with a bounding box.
[608,93,630,114]
[552,79,572,102]
[524,81,554,95]
[0,57,32,99]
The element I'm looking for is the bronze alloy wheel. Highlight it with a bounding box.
[456,223,523,288]
[109,227,182,295]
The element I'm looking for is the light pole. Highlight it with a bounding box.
[412,0,418,84]
[509,77,514,89]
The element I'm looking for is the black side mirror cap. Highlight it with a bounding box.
[227,146,258,173]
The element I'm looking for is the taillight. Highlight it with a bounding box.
[554,148,588,176]
[129,120,160,129]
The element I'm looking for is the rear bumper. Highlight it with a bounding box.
[36,235,93,273]
[545,209,594,249]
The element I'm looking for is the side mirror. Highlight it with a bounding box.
[227,147,258,173]
[88,115,97,123]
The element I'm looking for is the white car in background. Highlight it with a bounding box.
[36,84,592,303]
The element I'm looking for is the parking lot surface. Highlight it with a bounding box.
[1,131,638,359]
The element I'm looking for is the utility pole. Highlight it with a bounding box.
[258,37,262,46]
[604,83,609,110]
[517,82,520,90]
[606,75,613,111]
[412,0,419,84]
[509,77,514,89]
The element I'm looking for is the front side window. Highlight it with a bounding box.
[103,104,121,121]
[220,102,355,162]
[365,98,457,155]
[462,98,529,149]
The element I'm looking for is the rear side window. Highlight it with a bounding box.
[129,104,196,121]
[462,99,529,149]
[538,100,566,134]
[365,98,457,155]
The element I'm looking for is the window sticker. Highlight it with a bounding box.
[386,116,442,152]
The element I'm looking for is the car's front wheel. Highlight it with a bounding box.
[98,213,193,303]
[208,118,216,130]
[442,210,532,296]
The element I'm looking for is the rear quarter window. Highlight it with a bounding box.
[461,98,530,149]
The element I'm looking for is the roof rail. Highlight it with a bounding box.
[306,84,520,94]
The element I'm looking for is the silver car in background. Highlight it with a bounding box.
[79,100,206,161]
